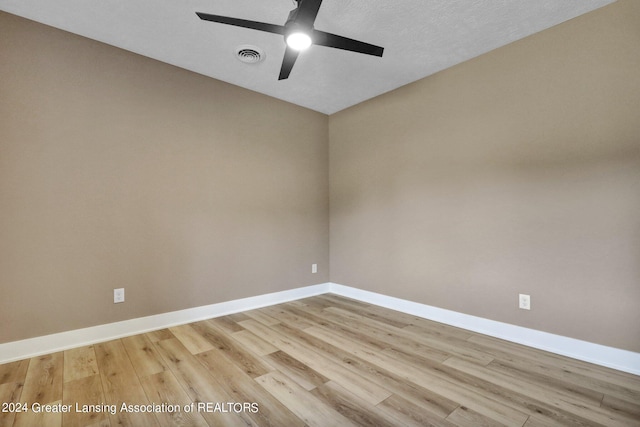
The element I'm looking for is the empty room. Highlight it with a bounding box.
[1,0,639,426]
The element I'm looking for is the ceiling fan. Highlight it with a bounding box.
[196,0,384,80]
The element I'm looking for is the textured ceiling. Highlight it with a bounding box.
[0,0,615,114]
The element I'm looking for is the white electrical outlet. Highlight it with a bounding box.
[519,293,531,310]
[311,263,318,274]
[114,288,125,304]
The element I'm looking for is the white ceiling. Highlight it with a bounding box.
[1,0,615,114]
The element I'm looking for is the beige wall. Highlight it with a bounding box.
[0,12,329,343]
[329,0,640,352]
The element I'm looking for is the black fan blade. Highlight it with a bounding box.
[294,0,324,26]
[196,12,285,35]
[312,30,384,57]
[278,46,300,80]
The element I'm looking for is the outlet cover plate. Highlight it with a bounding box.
[519,293,531,310]
[114,288,125,304]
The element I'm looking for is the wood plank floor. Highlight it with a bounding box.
[1,294,639,426]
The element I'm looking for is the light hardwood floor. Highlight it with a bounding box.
[1,294,639,426]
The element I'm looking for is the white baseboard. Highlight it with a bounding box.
[2,281,638,376]
[328,283,640,376]
[0,283,331,364]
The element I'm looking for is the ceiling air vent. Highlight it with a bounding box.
[235,45,265,64]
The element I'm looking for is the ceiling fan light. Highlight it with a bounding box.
[286,32,312,51]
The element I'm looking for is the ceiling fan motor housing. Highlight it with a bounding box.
[285,1,315,39]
